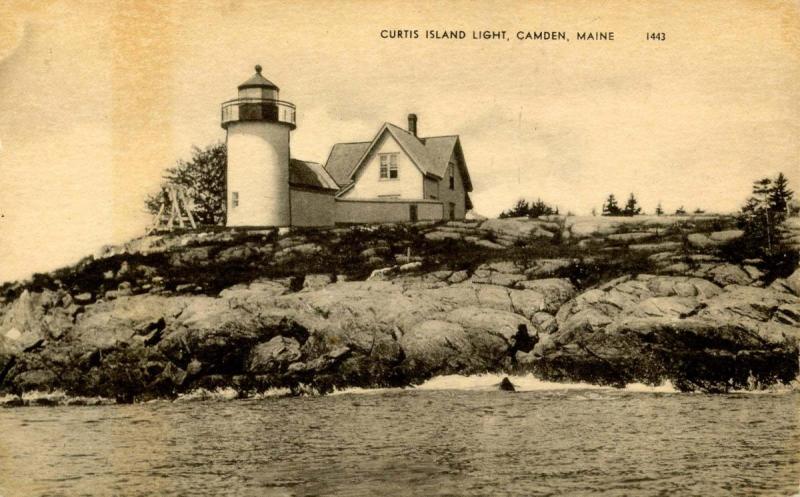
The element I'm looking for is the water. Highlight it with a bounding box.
[0,380,798,496]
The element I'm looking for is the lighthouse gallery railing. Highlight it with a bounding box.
[221,98,296,128]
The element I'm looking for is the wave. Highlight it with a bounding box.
[0,391,114,407]
[174,386,293,402]
[415,373,678,393]
[4,375,796,407]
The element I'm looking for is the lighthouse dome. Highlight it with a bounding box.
[238,65,280,91]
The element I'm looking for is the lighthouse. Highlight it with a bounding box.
[221,65,296,227]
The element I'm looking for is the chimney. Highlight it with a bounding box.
[408,113,418,136]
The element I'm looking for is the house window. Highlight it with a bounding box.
[449,164,455,190]
[380,153,398,180]
[409,205,418,222]
[449,202,456,221]
[232,191,239,208]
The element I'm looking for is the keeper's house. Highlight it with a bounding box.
[222,66,473,228]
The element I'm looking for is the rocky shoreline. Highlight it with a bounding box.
[1,215,799,404]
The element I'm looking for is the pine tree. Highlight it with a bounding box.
[654,203,664,216]
[769,172,794,219]
[602,194,621,216]
[622,193,642,217]
[500,199,527,218]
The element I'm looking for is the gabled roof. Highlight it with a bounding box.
[289,159,339,191]
[323,123,473,192]
[324,142,371,187]
[422,135,459,177]
[382,123,436,178]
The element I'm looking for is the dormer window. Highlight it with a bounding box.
[448,163,455,190]
[380,153,398,180]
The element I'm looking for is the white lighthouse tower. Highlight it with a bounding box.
[221,65,296,227]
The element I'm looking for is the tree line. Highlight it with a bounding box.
[498,198,559,219]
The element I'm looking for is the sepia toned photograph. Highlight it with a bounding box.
[0,1,799,495]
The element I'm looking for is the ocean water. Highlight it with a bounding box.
[0,378,798,497]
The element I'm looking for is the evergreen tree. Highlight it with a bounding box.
[622,193,642,216]
[499,198,557,218]
[499,199,530,218]
[530,198,551,217]
[602,194,621,216]
[654,203,664,216]
[769,172,793,218]
[737,172,795,257]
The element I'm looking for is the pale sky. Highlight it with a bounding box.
[1,0,799,283]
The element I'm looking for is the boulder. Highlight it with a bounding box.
[607,232,656,242]
[516,278,576,312]
[481,218,556,240]
[73,292,93,305]
[0,290,71,349]
[367,266,397,281]
[687,233,717,249]
[156,297,280,370]
[697,285,800,325]
[219,280,288,299]
[499,377,516,391]
[473,239,505,250]
[629,241,681,252]
[424,230,461,241]
[186,358,203,376]
[247,336,302,373]
[707,264,753,286]
[446,306,533,347]
[399,320,474,376]
[160,362,188,387]
[709,230,743,242]
[535,274,800,391]
[291,243,323,256]
[619,296,699,319]
[399,262,423,272]
[525,259,575,278]
[10,369,58,392]
[302,274,334,291]
[475,285,514,312]
[169,246,213,267]
[73,295,189,350]
[508,290,548,320]
[216,245,256,263]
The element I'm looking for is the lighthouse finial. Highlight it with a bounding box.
[255,64,262,74]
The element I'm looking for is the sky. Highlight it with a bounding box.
[1,0,799,283]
